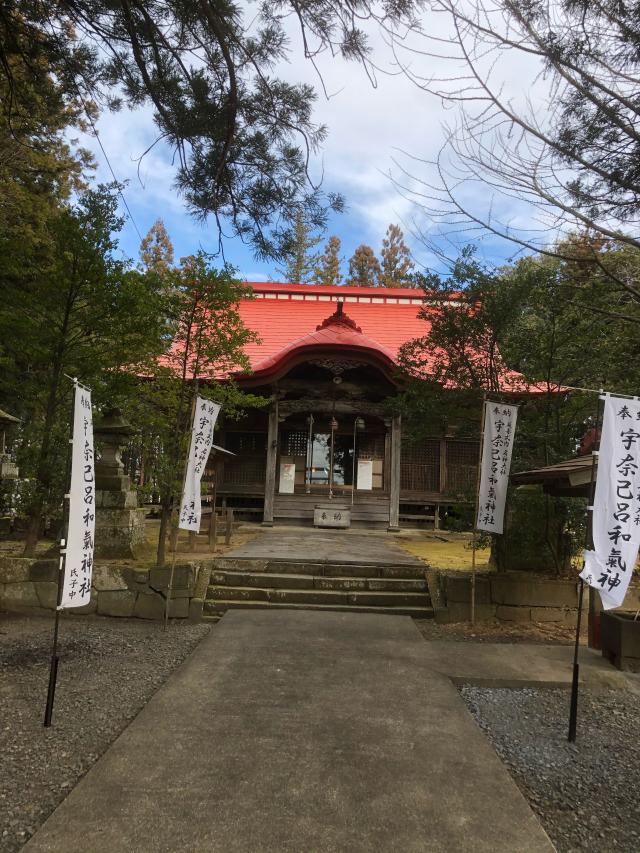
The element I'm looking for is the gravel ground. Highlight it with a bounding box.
[0,613,210,853]
[461,686,640,852]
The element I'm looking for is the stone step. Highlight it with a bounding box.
[203,599,434,618]
[206,585,429,609]
[210,570,426,593]
[214,558,426,579]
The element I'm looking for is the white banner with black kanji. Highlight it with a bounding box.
[178,397,220,531]
[60,385,95,609]
[476,401,518,535]
[581,395,640,610]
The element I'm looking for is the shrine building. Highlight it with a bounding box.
[214,282,479,529]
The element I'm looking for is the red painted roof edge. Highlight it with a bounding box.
[243,281,463,299]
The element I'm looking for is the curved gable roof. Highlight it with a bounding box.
[239,301,399,385]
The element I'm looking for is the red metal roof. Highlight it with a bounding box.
[159,281,544,392]
[239,282,431,372]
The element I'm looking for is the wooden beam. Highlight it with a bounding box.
[279,398,387,418]
[388,414,401,531]
[262,401,279,526]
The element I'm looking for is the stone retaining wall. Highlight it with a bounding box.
[0,556,213,622]
[434,571,640,625]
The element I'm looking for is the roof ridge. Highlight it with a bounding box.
[315,301,362,333]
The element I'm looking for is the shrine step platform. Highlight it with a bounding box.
[204,557,432,618]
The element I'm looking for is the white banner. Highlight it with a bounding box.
[476,401,518,535]
[178,397,220,531]
[60,385,95,609]
[357,459,373,491]
[581,395,640,610]
[279,462,295,494]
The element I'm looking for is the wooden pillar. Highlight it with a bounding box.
[383,427,391,493]
[388,414,401,531]
[262,400,278,526]
[439,438,447,494]
[436,438,448,531]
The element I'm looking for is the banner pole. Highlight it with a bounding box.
[470,396,488,625]
[568,391,603,743]
[165,394,197,629]
[164,531,178,631]
[44,378,77,727]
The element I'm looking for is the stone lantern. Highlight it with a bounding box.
[94,408,146,558]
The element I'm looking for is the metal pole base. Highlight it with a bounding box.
[44,656,59,727]
[568,662,580,742]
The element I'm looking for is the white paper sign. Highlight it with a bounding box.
[476,401,518,534]
[357,459,373,491]
[279,462,296,494]
[179,397,221,531]
[60,385,95,609]
[581,395,640,609]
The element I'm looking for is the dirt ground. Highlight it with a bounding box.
[0,516,258,569]
[414,616,581,645]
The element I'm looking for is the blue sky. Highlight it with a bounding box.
[76,12,548,282]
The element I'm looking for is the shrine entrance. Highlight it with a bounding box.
[278,412,386,500]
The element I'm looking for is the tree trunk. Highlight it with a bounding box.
[157,498,172,566]
[22,371,63,556]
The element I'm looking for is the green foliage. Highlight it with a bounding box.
[125,251,266,564]
[0,183,168,551]
[1,0,418,256]
[398,246,525,401]
[493,489,585,576]
[396,238,640,565]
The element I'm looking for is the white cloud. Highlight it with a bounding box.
[73,3,555,269]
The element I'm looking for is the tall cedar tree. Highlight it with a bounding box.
[314,235,343,285]
[380,224,414,287]
[347,244,381,286]
[276,209,323,283]
[140,219,174,276]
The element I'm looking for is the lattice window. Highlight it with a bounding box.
[357,434,385,459]
[283,431,308,457]
[446,439,479,497]
[400,439,440,492]
[225,432,267,454]
[222,457,266,485]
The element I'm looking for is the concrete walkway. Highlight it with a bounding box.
[419,639,640,692]
[226,526,424,565]
[25,611,553,853]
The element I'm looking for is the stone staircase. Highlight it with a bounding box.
[203,557,433,619]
